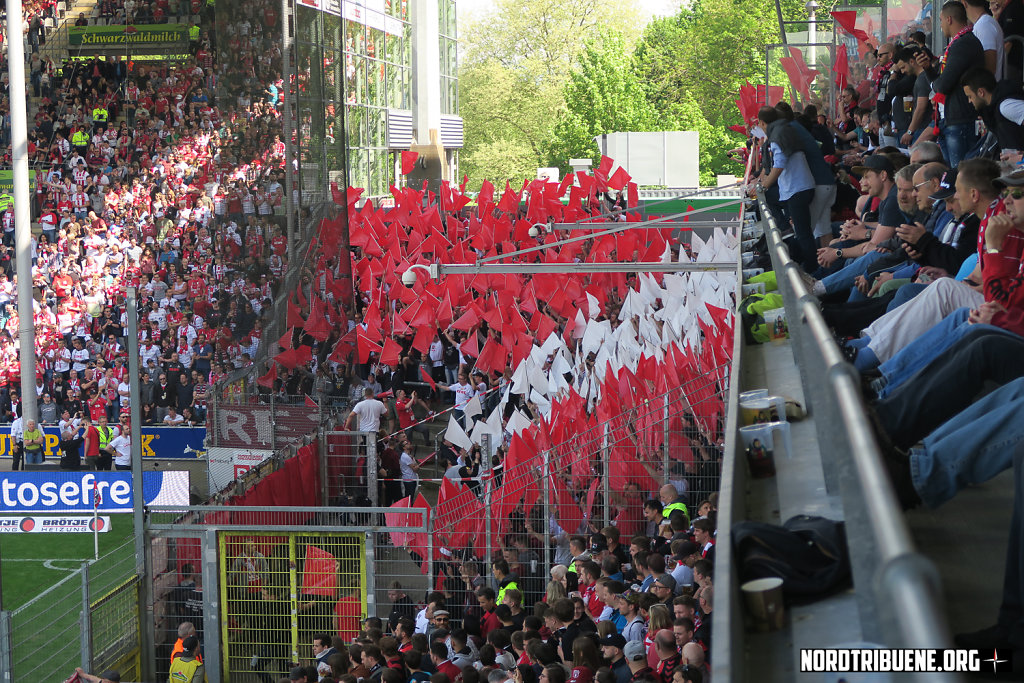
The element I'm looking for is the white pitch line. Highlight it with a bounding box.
[2,558,91,562]
[40,560,87,571]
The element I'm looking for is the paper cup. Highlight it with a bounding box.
[739,395,786,426]
[741,577,785,632]
[741,282,766,297]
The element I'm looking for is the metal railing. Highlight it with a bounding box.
[0,539,139,683]
[737,196,953,656]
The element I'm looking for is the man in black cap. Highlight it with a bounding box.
[650,574,677,606]
[600,633,630,683]
[670,540,699,590]
[168,635,205,682]
[812,153,904,276]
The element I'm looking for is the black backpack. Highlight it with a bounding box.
[732,515,851,604]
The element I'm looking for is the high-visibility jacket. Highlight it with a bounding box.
[189,24,200,40]
[92,107,108,122]
[663,501,689,520]
[168,655,204,683]
[71,130,89,146]
[496,578,518,604]
[171,638,203,664]
[98,425,113,451]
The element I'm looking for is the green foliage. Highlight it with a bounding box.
[458,0,642,190]
[458,61,560,191]
[546,30,668,170]
[459,0,836,188]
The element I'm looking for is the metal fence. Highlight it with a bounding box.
[0,539,140,683]
[145,505,430,683]
[352,365,730,625]
[705,195,955,680]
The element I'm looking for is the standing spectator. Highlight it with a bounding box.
[82,414,100,470]
[109,415,132,470]
[756,107,817,273]
[22,419,45,466]
[993,0,1024,81]
[398,438,420,499]
[916,2,984,165]
[345,387,388,435]
[966,0,1005,78]
[9,411,23,470]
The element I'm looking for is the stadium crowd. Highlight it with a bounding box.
[293,507,714,683]
[744,0,1024,661]
[0,0,302,473]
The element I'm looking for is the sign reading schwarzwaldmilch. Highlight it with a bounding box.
[68,23,189,46]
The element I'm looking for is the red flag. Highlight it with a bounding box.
[380,337,403,366]
[401,151,419,175]
[305,394,318,408]
[420,365,436,390]
[497,184,520,213]
[833,47,850,91]
[300,545,338,597]
[257,364,277,388]
[627,182,639,208]
[608,167,631,191]
[831,10,874,46]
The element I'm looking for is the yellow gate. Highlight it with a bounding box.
[219,532,366,682]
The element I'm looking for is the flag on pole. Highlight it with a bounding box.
[93,481,101,509]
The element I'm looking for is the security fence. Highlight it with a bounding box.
[362,364,730,624]
[219,532,366,681]
[0,539,139,683]
[146,505,429,683]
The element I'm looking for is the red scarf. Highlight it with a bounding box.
[932,25,974,133]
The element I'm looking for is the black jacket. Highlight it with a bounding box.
[925,31,985,124]
[914,212,981,274]
[978,79,1024,154]
[387,595,416,632]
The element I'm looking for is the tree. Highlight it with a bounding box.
[459,61,559,190]
[458,0,641,189]
[460,0,643,81]
[547,30,669,170]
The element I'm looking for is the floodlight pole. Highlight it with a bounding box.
[127,287,155,681]
[281,0,296,257]
[7,0,37,426]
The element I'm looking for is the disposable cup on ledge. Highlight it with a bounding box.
[739,421,793,477]
[741,282,766,297]
[741,577,786,632]
[739,395,786,426]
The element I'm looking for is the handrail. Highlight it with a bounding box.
[756,193,957,661]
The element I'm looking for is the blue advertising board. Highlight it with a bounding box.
[0,426,205,460]
[0,471,191,513]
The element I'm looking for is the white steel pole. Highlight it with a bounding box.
[6,0,37,425]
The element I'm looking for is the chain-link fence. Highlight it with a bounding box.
[357,360,730,625]
[0,539,139,682]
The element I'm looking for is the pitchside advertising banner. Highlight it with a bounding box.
[0,515,111,533]
[0,425,205,460]
[67,24,189,46]
[0,471,190,513]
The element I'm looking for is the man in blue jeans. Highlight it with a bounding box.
[756,107,818,273]
[916,1,984,166]
[877,335,1024,507]
[954,441,1024,670]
